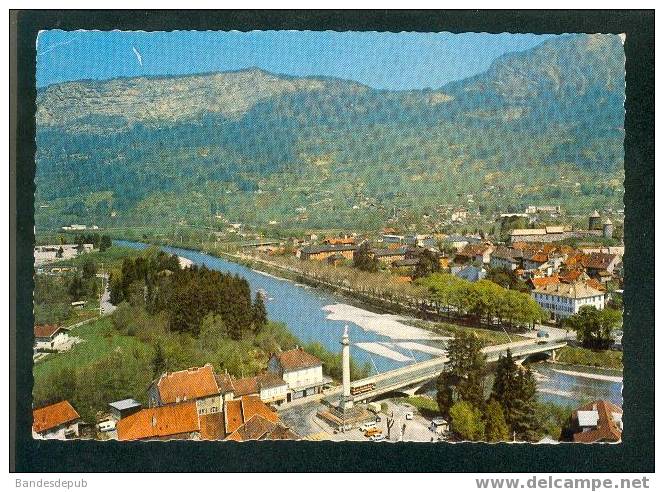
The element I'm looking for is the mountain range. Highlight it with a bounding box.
[35,33,626,232]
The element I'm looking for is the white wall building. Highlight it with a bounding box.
[531,282,605,321]
[268,348,330,401]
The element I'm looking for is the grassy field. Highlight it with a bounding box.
[400,395,441,418]
[555,346,622,370]
[33,316,152,383]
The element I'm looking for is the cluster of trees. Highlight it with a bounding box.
[73,233,112,252]
[109,250,268,340]
[303,342,371,381]
[34,262,100,325]
[418,273,545,331]
[353,242,379,272]
[484,266,529,292]
[564,305,622,350]
[436,333,553,442]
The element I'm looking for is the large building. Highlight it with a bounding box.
[268,348,330,401]
[298,244,358,261]
[531,281,605,320]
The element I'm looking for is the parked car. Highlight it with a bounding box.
[375,415,382,422]
[369,433,386,442]
[97,420,116,432]
[364,428,381,437]
[405,411,414,420]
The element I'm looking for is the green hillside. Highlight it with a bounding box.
[35,34,625,232]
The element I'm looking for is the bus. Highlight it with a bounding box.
[350,378,376,396]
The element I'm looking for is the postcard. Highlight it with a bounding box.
[31,29,625,445]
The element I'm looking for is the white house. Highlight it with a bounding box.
[33,400,81,439]
[34,324,70,351]
[267,348,330,401]
[531,281,605,321]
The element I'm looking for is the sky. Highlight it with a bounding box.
[36,30,555,90]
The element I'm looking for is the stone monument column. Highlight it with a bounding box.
[341,325,353,411]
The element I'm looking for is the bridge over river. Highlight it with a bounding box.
[323,338,568,403]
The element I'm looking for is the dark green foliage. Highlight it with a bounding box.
[413,249,441,279]
[67,276,86,299]
[353,242,379,272]
[490,350,540,441]
[99,235,112,252]
[449,401,485,441]
[252,293,268,334]
[485,266,529,292]
[437,332,487,416]
[565,306,622,349]
[303,342,371,381]
[81,258,97,279]
[484,399,510,442]
[152,342,166,378]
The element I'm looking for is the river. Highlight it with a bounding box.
[116,240,622,407]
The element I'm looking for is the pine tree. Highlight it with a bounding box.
[484,399,510,442]
[152,342,166,378]
[437,332,487,416]
[490,349,519,428]
[353,242,379,272]
[252,292,268,334]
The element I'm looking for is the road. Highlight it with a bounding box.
[97,273,116,315]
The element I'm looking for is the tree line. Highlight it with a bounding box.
[72,233,112,252]
[418,273,545,331]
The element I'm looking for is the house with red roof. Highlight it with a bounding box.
[148,364,222,416]
[32,400,81,439]
[117,401,201,441]
[569,400,622,443]
[33,324,70,351]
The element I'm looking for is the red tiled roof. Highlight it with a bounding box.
[117,401,199,441]
[155,364,219,404]
[222,395,278,436]
[34,324,64,339]
[582,252,617,270]
[33,400,80,434]
[199,412,226,441]
[275,348,322,371]
[214,373,236,394]
[586,279,607,292]
[226,414,298,442]
[527,252,549,263]
[233,377,259,397]
[531,275,560,288]
[572,400,622,443]
[256,372,288,390]
[559,269,586,283]
[226,414,276,442]
[241,395,279,424]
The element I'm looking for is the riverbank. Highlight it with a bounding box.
[554,346,623,371]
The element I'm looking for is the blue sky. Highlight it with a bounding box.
[37,30,554,90]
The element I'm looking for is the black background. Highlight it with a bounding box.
[11,10,655,473]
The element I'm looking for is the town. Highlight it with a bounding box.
[32,204,623,444]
